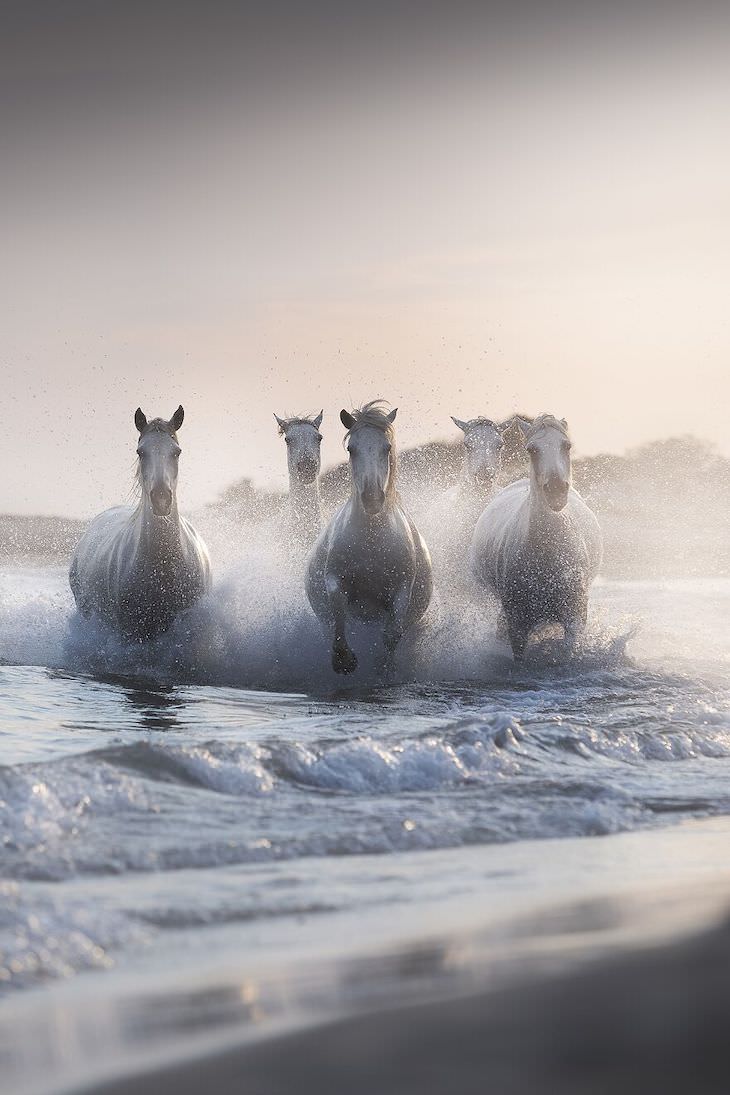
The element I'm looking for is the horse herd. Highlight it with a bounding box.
[69,401,603,671]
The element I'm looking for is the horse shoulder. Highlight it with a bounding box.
[180,518,212,590]
[73,506,136,574]
[565,490,603,575]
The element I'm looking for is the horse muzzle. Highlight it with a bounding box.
[297,458,319,485]
[361,487,386,515]
[150,486,173,516]
[543,479,570,512]
[472,467,497,487]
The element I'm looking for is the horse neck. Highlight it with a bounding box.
[137,494,183,558]
[459,472,494,514]
[289,474,321,534]
[527,468,565,544]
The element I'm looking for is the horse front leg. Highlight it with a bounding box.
[505,611,528,663]
[384,578,415,661]
[563,593,588,657]
[325,574,358,675]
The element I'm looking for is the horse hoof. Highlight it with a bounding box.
[332,647,358,675]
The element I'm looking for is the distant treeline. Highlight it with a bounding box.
[2,433,728,578]
[0,514,85,565]
[219,431,730,579]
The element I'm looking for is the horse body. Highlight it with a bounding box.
[70,407,211,641]
[306,402,432,674]
[470,416,602,659]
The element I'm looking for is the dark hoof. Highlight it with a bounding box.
[332,645,358,675]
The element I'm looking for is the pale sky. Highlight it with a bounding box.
[2,1,729,517]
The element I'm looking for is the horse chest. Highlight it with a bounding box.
[116,540,201,637]
[501,544,582,623]
[328,526,412,616]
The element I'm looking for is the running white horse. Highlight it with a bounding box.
[275,411,323,546]
[70,406,211,641]
[446,416,507,524]
[422,415,507,590]
[306,402,433,674]
[470,415,602,660]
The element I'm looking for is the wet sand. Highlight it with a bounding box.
[80,905,730,1095]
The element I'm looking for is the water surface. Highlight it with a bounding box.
[1,566,728,1092]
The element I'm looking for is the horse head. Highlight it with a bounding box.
[341,401,397,516]
[134,405,184,517]
[515,414,572,512]
[275,411,323,487]
[451,416,507,487]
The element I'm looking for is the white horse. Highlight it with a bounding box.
[422,415,507,590]
[274,411,323,546]
[470,415,602,660]
[306,401,433,674]
[446,416,507,524]
[70,406,211,641]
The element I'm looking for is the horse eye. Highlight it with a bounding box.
[562,441,571,453]
[526,444,537,456]
[285,437,291,445]
[317,433,323,442]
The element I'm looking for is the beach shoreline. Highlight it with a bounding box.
[40,816,730,1095]
[74,890,730,1095]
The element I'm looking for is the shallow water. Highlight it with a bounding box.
[0,560,728,1091]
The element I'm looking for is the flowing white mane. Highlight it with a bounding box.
[276,413,322,436]
[465,416,499,430]
[343,400,396,443]
[522,414,570,442]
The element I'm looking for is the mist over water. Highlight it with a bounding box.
[0,497,635,691]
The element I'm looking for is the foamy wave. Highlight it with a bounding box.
[158,742,275,795]
[0,880,148,992]
[6,700,729,885]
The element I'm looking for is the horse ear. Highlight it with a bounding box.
[340,409,355,430]
[313,410,323,429]
[514,416,532,438]
[170,405,184,432]
[560,418,569,431]
[134,408,147,433]
[498,420,512,435]
[385,407,398,424]
[274,413,288,433]
[451,416,468,432]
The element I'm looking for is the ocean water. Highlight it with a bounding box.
[1,545,729,1092]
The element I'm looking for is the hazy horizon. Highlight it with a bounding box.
[3,1,730,518]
